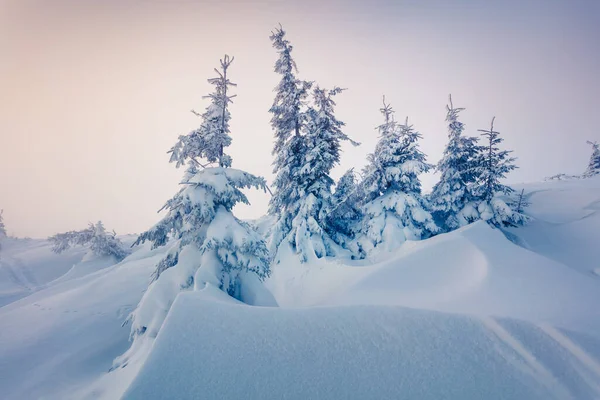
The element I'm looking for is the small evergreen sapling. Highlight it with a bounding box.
[48,221,129,261]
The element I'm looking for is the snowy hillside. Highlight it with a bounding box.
[1,176,600,399]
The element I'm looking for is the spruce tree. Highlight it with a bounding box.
[326,168,363,246]
[474,117,525,227]
[287,86,358,262]
[267,26,313,254]
[358,98,438,255]
[583,140,600,178]
[133,54,270,297]
[430,95,480,231]
[267,27,357,262]
[121,56,272,359]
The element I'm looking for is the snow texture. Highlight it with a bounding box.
[123,285,600,400]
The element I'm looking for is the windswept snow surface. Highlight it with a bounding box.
[1,177,600,399]
[0,239,157,400]
[508,175,600,276]
[124,288,600,400]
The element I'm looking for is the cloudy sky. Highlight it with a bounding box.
[1,0,599,237]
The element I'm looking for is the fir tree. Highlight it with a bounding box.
[115,56,273,370]
[48,221,129,261]
[325,168,363,246]
[266,27,357,262]
[286,86,358,261]
[357,98,438,255]
[132,54,270,298]
[267,26,313,254]
[430,95,480,231]
[474,117,525,227]
[583,140,600,178]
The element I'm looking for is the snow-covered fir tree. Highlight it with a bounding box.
[132,54,270,300]
[583,140,600,178]
[474,117,527,227]
[429,95,480,231]
[357,98,438,255]
[114,55,274,370]
[325,168,363,246]
[266,27,357,262]
[267,25,313,254]
[286,86,358,261]
[48,221,129,261]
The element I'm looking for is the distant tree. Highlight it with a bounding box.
[0,210,6,254]
[357,99,438,255]
[0,210,5,238]
[267,25,313,255]
[133,55,271,299]
[429,95,481,231]
[48,221,129,261]
[583,140,600,178]
[473,117,526,227]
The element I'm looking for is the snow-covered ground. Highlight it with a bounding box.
[1,176,600,399]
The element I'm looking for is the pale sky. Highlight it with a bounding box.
[1,0,599,238]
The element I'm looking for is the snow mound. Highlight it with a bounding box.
[123,288,600,400]
[508,175,600,275]
[330,221,600,333]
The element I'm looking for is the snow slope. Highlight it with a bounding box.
[508,176,600,277]
[124,288,600,400]
[1,177,600,399]
[0,237,87,306]
[0,239,156,400]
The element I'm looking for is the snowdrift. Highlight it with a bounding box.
[124,288,600,400]
[508,176,600,276]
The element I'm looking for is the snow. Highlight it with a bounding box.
[1,176,600,399]
[507,175,600,276]
[123,287,600,400]
[0,240,158,400]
